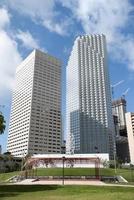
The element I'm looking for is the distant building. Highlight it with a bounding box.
[112,98,127,136]
[7,49,62,157]
[66,34,115,159]
[125,112,134,164]
[112,98,129,162]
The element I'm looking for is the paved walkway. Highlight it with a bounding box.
[14,179,134,187]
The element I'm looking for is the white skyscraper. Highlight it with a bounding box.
[7,49,61,157]
[66,34,115,158]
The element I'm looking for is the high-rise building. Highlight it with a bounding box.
[112,98,129,162]
[66,34,115,158]
[112,98,127,135]
[125,112,134,164]
[7,49,61,157]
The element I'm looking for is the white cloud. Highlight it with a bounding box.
[60,0,131,39]
[5,0,55,19]
[0,8,22,97]
[43,18,72,36]
[60,0,134,70]
[3,0,134,70]
[121,36,134,70]
[0,7,10,29]
[0,30,22,93]
[5,0,71,35]
[0,6,46,100]
[16,30,40,50]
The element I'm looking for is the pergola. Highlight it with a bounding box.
[25,155,101,180]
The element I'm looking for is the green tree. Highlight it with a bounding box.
[0,112,6,134]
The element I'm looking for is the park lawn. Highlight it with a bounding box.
[36,167,115,176]
[116,168,134,182]
[0,168,134,183]
[0,171,19,182]
[0,185,134,200]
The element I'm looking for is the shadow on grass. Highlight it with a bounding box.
[0,185,61,199]
[0,192,19,198]
[0,185,61,192]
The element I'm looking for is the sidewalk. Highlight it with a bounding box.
[14,179,134,187]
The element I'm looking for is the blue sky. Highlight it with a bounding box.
[0,0,134,153]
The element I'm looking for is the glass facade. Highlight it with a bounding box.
[66,35,115,158]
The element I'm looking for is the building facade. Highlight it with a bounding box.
[66,34,115,158]
[7,49,61,157]
[112,98,129,162]
[125,112,134,164]
[112,98,127,135]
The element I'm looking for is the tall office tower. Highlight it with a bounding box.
[125,112,134,164]
[7,49,61,157]
[66,34,115,158]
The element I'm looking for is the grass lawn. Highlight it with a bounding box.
[36,167,115,176]
[0,168,134,183]
[0,185,134,200]
[116,168,134,182]
[0,171,19,182]
[36,168,134,182]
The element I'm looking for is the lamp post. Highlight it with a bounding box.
[62,156,65,185]
[130,164,134,182]
[113,142,117,175]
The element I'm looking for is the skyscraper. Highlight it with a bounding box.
[7,49,61,157]
[66,34,115,158]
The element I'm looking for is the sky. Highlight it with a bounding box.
[0,0,134,153]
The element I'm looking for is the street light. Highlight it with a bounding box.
[62,156,65,185]
[113,141,117,175]
[130,164,134,182]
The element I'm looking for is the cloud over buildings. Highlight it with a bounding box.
[16,30,40,50]
[0,8,22,97]
[4,0,134,70]
[5,0,72,36]
[60,0,134,70]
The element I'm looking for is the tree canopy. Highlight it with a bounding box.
[0,112,6,134]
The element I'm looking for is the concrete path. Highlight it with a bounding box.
[14,179,134,187]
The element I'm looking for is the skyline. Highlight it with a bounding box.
[0,0,134,153]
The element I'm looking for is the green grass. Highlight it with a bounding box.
[36,167,115,176]
[35,168,134,182]
[116,168,134,182]
[0,185,134,200]
[0,171,19,182]
[0,168,134,183]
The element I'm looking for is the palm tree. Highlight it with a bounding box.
[0,112,6,135]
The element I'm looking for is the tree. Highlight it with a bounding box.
[0,112,6,134]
